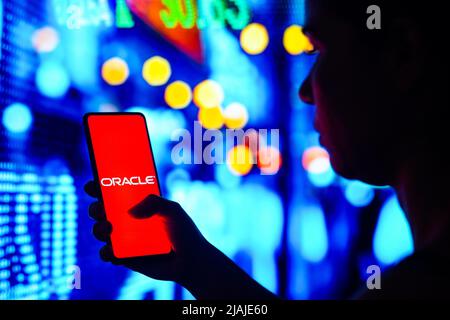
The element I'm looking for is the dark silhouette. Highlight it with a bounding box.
[85,0,450,299]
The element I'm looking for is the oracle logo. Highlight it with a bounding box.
[100,176,156,187]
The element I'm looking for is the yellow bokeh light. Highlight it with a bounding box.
[165,81,192,109]
[101,57,129,86]
[142,56,172,86]
[227,145,254,176]
[283,25,314,55]
[198,106,224,130]
[32,27,59,53]
[224,102,249,129]
[193,80,224,109]
[240,23,269,55]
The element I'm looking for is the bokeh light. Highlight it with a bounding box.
[302,146,330,174]
[223,102,249,129]
[227,145,254,176]
[373,196,414,265]
[2,103,33,133]
[290,205,329,263]
[164,81,192,109]
[307,168,336,188]
[198,106,224,130]
[101,57,129,86]
[142,56,172,86]
[170,181,226,245]
[165,168,191,194]
[214,164,241,189]
[303,148,335,187]
[31,26,59,53]
[240,23,269,55]
[283,25,314,55]
[193,80,224,109]
[99,103,119,113]
[36,61,70,98]
[257,146,282,175]
[344,181,375,207]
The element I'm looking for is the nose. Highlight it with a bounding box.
[299,72,314,105]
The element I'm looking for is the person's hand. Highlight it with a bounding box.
[84,180,209,284]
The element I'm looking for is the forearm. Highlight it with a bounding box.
[180,241,279,300]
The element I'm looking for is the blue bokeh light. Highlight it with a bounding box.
[307,167,336,188]
[290,205,329,263]
[35,61,70,98]
[344,181,375,207]
[165,168,191,193]
[215,164,241,189]
[2,103,33,134]
[373,195,414,265]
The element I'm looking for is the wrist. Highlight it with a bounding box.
[177,239,217,290]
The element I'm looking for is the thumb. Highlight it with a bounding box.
[129,194,176,219]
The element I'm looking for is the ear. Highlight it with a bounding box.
[383,17,427,93]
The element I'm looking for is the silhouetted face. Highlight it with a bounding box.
[299,0,412,186]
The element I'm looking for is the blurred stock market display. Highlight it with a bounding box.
[0,0,414,299]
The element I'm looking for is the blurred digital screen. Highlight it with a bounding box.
[0,0,414,300]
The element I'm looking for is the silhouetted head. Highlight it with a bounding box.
[300,0,448,186]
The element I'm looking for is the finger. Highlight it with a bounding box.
[99,245,113,262]
[100,245,122,266]
[92,221,112,242]
[84,180,101,198]
[129,194,178,219]
[99,245,121,264]
[89,201,106,221]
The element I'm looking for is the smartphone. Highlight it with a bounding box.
[84,112,172,258]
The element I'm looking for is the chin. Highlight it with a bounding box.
[329,156,357,180]
[330,155,391,187]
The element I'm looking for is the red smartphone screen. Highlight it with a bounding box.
[84,113,172,258]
